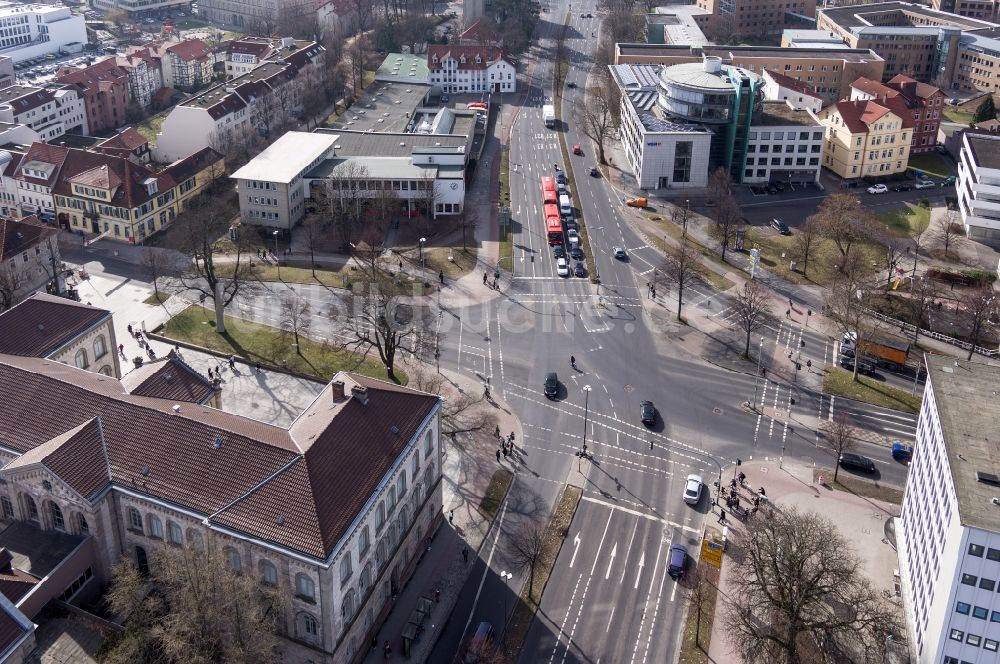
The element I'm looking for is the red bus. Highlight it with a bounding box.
[541,176,557,205]
[545,204,563,245]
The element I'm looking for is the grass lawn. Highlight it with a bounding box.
[644,214,735,292]
[678,563,720,663]
[478,468,514,520]
[159,305,400,383]
[943,107,974,125]
[907,152,956,179]
[813,468,904,504]
[143,292,170,305]
[424,246,479,280]
[746,230,882,287]
[136,114,165,144]
[823,367,922,414]
[251,263,346,287]
[878,203,931,237]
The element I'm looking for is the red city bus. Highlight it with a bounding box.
[541,176,557,205]
[545,204,563,245]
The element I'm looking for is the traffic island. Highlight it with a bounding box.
[813,468,905,504]
[478,468,514,520]
[678,532,722,664]
[822,368,922,414]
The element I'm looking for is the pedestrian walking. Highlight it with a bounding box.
[718,509,726,524]
[496,449,501,463]
[118,343,124,356]
[484,384,491,400]
[449,510,454,525]
[255,361,261,372]
[208,367,213,379]
[434,588,441,603]
[759,486,766,497]
[228,355,236,370]
[462,547,469,563]
[502,446,509,459]
[651,286,657,299]
[495,425,501,439]
[399,259,403,271]
[383,640,392,659]
[483,272,488,284]
[806,359,812,371]
[788,298,793,308]
[751,505,759,517]
[371,637,377,651]
[786,308,791,318]
[439,271,445,285]
[127,324,133,335]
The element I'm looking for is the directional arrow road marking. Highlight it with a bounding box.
[634,552,645,589]
[605,542,617,580]
[570,533,581,568]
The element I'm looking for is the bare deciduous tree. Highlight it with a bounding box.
[0,264,25,312]
[685,566,716,650]
[931,210,969,259]
[725,508,900,664]
[280,293,312,350]
[140,248,172,302]
[825,275,880,382]
[507,520,547,600]
[574,85,617,164]
[824,414,856,483]
[706,167,731,209]
[33,233,64,297]
[671,200,692,238]
[812,194,878,269]
[792,217,819,277]
[660,240,704,322]
[301,215,325,277]
[324,161,371,251]
[709,195,741,263]
[908,276,939,344]
[875,229,909,291]
[730,280,774,358]
[408,367,495,436]
[959,286,998,359]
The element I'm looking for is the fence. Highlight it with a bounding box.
[862,307,999,358]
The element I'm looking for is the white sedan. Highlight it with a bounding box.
[683,474,703,505]
[556,257,569,277]
[567,228,580,245]
[867,184,888,195]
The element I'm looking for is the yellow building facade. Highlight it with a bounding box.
[820,99,913,180]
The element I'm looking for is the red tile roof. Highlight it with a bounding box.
[0,216,54,262]
[122,355,217,405]
[5,418,111,501]
[165,39,212,62]
[886,74,943,103]
[0,570,36,604]
[458,19,502,46]
[70,164,121,190]
[0,87,54,116]
[830,98,915,134]
[853,75,943,109]
[0,357,440,560]
[0,600,29,657]
[97,127,148,153]
[54,58,129,96]
[0,293,110,359]
[226,39,273,59]
[16,143,69,188]
[427,45,511,71]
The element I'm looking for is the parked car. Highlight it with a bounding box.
[589,166,599,177]
[839,452,876,474]
[770,218,791,235]
[891,442,913,462]
[667,544,688,580]
[544,372,559,398]
[553,245,565,259]
[625,197,647,207]
[569,246,583,261]
[940,175,956,187]
[567,228,579,244]
[639,400,655,425]
[914,179,936,190]
[573,261,586,277]
[464,621,494,664]
[555,170,568,185]
[892,183,912,192]
[564,217,578,231]
[556,257,569,277]
[567,81,577,89]
[613,246,627,259]
[867,184,888,194]
[683,475,703,505]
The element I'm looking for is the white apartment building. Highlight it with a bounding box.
[0,3,86,64]
[957,131,1000,249]
[762,69,824,113]
[157,39,214,90]
[427,45,516,94]
[231,132,339,228]
[0,85,88,142]
[899,356,1000,664]
[88,0,189,17]
[744,101,825,184]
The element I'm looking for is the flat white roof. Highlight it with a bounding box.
[230,131,339,184]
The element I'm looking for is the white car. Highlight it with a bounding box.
[867,184,888,195]
[613,246,627,259]
[914,179,936,190]
[556,257,569,277]
[683,474,703,505]
[567,228,579,243]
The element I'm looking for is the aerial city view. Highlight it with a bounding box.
[0,0,999,662]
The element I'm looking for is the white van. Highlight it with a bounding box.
[559,193,572,217]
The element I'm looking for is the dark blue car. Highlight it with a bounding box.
[891,442,913,462]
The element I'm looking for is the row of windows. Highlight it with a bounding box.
[745,156,820,167]
[748,144,822,154]
[749,131,823,141]
[948,627,999,651]
[73,335,109,369]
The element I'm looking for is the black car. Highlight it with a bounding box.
[839,453,876,474]
[570,246,584,260]
[553,245,565,259]
[555,171,568,185]
[567,81,577,88]
[573,261,586,277]
[565,218,578,231]
[589,167,599,177]
[544,372,559,398]
[639,400,655,426]
[770,218,791,235]
[892,183,912,192]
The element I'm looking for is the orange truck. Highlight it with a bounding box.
[625,197,647,208]
[857,336,909,370]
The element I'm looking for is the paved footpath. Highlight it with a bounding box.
[706,460,902,663]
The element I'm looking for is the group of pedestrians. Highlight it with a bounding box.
[646,282,657,299]
[495,426,518,463]
[126,323,157,360]
[482,271,500,290]
[718,472,768,524]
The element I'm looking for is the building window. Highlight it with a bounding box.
[0,496,12,520]
[950,629,964,641]
[49,502,64,531]
[376,503,386,531]
[985,638,999,652]
[93,335,107,359]
[974,606,989,619]
[225,546,242,573]
[187,529,204,550]
[296,573,315,601]
[673,141,693,183]
[968,633,982,646]
[962,573,978,586]
[147,514,163,539]
[299,612,319,639]
[981,577,995,591]
[167,521,182,545]
[340,553,352,585]
[359,525,370,557]
[77,513,88,535]
[987,548,1000,561]
[259,559,278,586]
[128,507,143,533]
[74,349,88,369]
[397,471,407,498]
[957,601,971,615]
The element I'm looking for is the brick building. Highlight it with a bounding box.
[54,59,130,135]
[850,74,945,152]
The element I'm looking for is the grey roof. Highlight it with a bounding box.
[375,52,429,82]
[313,129,468,157]
[307,156,437,180]
[639,113,711,133]
[965,131,1000,170]
[326,82,432,134]
[610,64,661,91]
[230,132,338,183]
[755,101,823,127]
[615,43,886,64]
[924,356,1000,534]
[660,62,748,92]
[818,1,995,32]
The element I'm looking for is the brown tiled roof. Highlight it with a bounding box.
[162,146,223,185]
[764,69,821,99]
[0,216,54,262]
[279,42,324,69]
[16,143,69,187]
[0,87,53,116]
[887,74,943,102]
[5,418,111,501]
[226,39,272,58]
[51,148,163,210]
[0,601,28,656]
[97,127,148,152]
[829,98,914,134]
[427,45,510,71]
[459,18,501,45]
[166,39,212,62]
[0,356,439,560]
[0,570,36,604]
[122,355,217,405]
[0,293,110,358]
[70,164,121,190]
[54,58,129,96]
[0,151,22,179]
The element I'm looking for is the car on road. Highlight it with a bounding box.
[543,372,559,398]
[573,261,586,277]
[567,228,579,244]
[556,257,569,277]
[553,245,565,259]
[555,170,568,185]
[667,544,688,580]
[463,621,494,664]
[940,175,956,187]
[891,442,913,462]
[867,184,888,194]
[914,179,936,190]
[572,144,582,155]
[564,217,578,231]
[770,218,791,235]
[683,474,703,505]
[839,452,876,474]
[569,246,584,261]
[567,81,576,88]
[892,183,912,192]
[613,246,627,259]
[589,166,599,177]
[639,400,655,426]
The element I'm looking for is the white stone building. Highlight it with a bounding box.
[762,69,824,114]
[957,130,1000,249]
[898,356,1000,664]
[0,86,88,142]
[0,3,86,64]
[427,45,516,95]
[88,0,189,18]
[0,219,59,310]
[744,101,824,185]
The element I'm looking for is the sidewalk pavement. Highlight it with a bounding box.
[706,460,902,663]
[359,359,522,664]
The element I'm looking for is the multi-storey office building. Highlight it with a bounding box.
[956,130,1000,246]
[0,3,85,64]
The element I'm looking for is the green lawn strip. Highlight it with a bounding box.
[249,263,346,287]
[813,468,904,504]
[745,230,883,287]
[136,114,165,144]
[143,292,169,306]
[907,152,956,178]
[943,108,974,125]
[877,203,930,237]
[678,564,720,664]
[502,485,582,660]
[423,246,479,281]
[478,468,514,520]
[823,367,921,414]
[159,305,400,383]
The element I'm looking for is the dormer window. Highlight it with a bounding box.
[432,55,438,63]
[460,55,466,64]
[475,56,481,64]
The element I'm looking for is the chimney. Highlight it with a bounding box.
[351,385,369,405]
[330,380,345,401]
[0,548,12,574]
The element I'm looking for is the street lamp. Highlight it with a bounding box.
[500,570,513,645]
[683,199,690,238]
[419,237,426,269]
[272,230,280,279]
[579,385,592,471]
[751,336,765,411]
